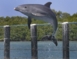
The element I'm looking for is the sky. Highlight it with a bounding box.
[0,0,77,17]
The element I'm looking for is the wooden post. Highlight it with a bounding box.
[4,25,10,59]
[30,24,38,59]
[62,22,69,59]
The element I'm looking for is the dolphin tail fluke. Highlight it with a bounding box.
[41,35,58,46]
[51,36,58,46]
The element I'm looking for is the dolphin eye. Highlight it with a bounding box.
[25,7,27,8]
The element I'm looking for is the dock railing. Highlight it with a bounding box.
[2,22,77,59]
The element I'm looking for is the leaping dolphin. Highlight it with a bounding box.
[14,2,58,46]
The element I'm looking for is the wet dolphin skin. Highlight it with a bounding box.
[14,2,58,46]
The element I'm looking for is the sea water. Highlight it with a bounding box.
[0,41,77,59]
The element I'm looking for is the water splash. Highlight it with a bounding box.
[47,43,52,59]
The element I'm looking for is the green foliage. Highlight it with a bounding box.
[0,10,77,41]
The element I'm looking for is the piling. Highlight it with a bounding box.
[62,22,69,59]
[30,24,38,59]
[4,25,10,59]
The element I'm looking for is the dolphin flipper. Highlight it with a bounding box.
[28,16,32,29]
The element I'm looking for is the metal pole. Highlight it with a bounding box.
[30,24,38,59]
[62,22,69,59]
[4,25,10,59]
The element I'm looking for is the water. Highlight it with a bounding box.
[0,41,77,59]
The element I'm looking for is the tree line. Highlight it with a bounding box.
[0,9,77,41]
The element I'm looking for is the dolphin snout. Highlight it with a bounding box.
[14,7,19,11]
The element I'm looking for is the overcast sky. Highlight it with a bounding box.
[0,0,77,17]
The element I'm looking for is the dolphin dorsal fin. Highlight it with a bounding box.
[44,2,52,8]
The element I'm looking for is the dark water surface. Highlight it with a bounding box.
[0,41,77,59]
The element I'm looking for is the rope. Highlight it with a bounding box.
[0,22,77,27]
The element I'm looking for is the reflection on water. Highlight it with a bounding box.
[0,41,77,59]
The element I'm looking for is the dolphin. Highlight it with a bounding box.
[14,2,58,46]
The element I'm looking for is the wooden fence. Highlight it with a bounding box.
[4,22,69,59]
